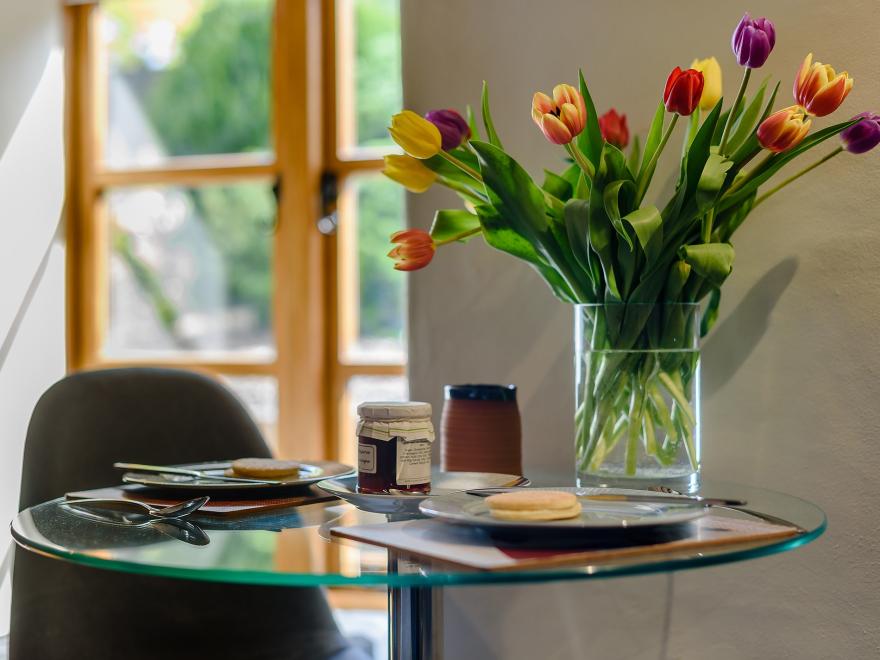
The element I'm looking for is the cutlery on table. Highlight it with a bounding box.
[113,462,284,485]
[63,495,210,520]
[464,488,746,507]
[648,485,805,532]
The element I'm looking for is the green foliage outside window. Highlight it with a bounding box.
[108,0,404,345]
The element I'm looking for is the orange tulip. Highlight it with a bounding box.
[757,105,812,153]
[388,229,436,271]
[531,84,587,145]
[793,53,853,117]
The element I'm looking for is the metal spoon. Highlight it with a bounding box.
[63,496,210,520]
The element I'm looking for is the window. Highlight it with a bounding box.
[65,0,407,458]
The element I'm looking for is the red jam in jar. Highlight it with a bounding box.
[356,402,434,494]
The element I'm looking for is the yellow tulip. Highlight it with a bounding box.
[389,110,442,159]
[690,56,722,111]
[383,154,437,193]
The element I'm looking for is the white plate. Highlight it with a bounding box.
[316,472,529,514]
[122,460,354,491]
[418,487,706,532]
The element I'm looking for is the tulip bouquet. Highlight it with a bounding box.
[383,13,878,487]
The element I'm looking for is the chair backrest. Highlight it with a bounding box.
[19,367,270,509]
[11,368,356,660]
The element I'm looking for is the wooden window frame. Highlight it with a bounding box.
[64,0,404,461]
[322,0,406,464]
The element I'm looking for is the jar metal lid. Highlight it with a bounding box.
[357,401,432,420]
[444,384,517,402]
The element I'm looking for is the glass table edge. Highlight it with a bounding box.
[9,511,826,589]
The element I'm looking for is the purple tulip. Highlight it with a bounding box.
[732,13,776,68]
[424,109,471,151]
[841,112,880,154]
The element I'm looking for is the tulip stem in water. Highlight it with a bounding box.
[718,68,752,155]
[438,151,483,183]
[753,146,844,208]
[565,143,596,179]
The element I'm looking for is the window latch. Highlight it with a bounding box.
[317,171,338,235]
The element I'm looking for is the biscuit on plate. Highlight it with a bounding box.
[485,490,581,521]
[230,458,301,478]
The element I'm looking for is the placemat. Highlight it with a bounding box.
[331,515,800,571]
[66,484,336,517]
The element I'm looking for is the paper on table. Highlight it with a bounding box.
[331,515,800,571]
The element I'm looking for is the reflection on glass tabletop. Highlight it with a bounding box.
[10,479,826,588]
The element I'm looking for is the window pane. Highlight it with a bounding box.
[339,375,408,465]
[338,175,406,363]
[104,182,275,358]
[100,0,273,168]
[222,375,278,452]
[336,0,402,153]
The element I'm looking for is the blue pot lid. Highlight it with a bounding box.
[444,384,517,402]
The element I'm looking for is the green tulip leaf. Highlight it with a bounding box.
[574,171,591,200]
[725,78,768,155]
[577,69,605,170]
[730,81,779,165]
[587,171,621,301]
[623,205,663,265]
[627,134,641,179]
[471,140,547,236]
[474,203,577,303]
[664,260,692,301]
[715,193,756,241]
[543,169,573,201]
[472,140,593,301]
[683,98,723,200]
[430,209,481,244]
[682,109,701,159]
[480,81,504,149]
[563,198,593,278]
[465,104,480,141]
[423,148,481,188]
[696,153,734,211]
[636,102,666,190]
[679,243,735,287]
[602,180,636,251]
[719,117,860,213]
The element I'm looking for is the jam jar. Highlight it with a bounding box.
[356,402,434,494]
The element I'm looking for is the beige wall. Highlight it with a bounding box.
[402,1,880,657]
[0,0,66,636]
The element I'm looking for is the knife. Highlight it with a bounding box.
[113,462,284,485]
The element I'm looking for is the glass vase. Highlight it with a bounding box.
[574,303,701,493]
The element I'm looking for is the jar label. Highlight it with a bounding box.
[396,438,431,486]
[358,442,377,474]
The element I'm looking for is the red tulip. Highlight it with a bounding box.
[598,109,629,149]
[388,229,436,271]
[663,67,704,116]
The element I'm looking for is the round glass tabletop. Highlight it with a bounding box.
[10,479,825,588]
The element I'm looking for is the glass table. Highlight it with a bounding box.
[10,480,825,659]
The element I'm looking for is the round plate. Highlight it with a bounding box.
[122,460,354,491]
[316,472,529,514]
[418,487,707,532]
